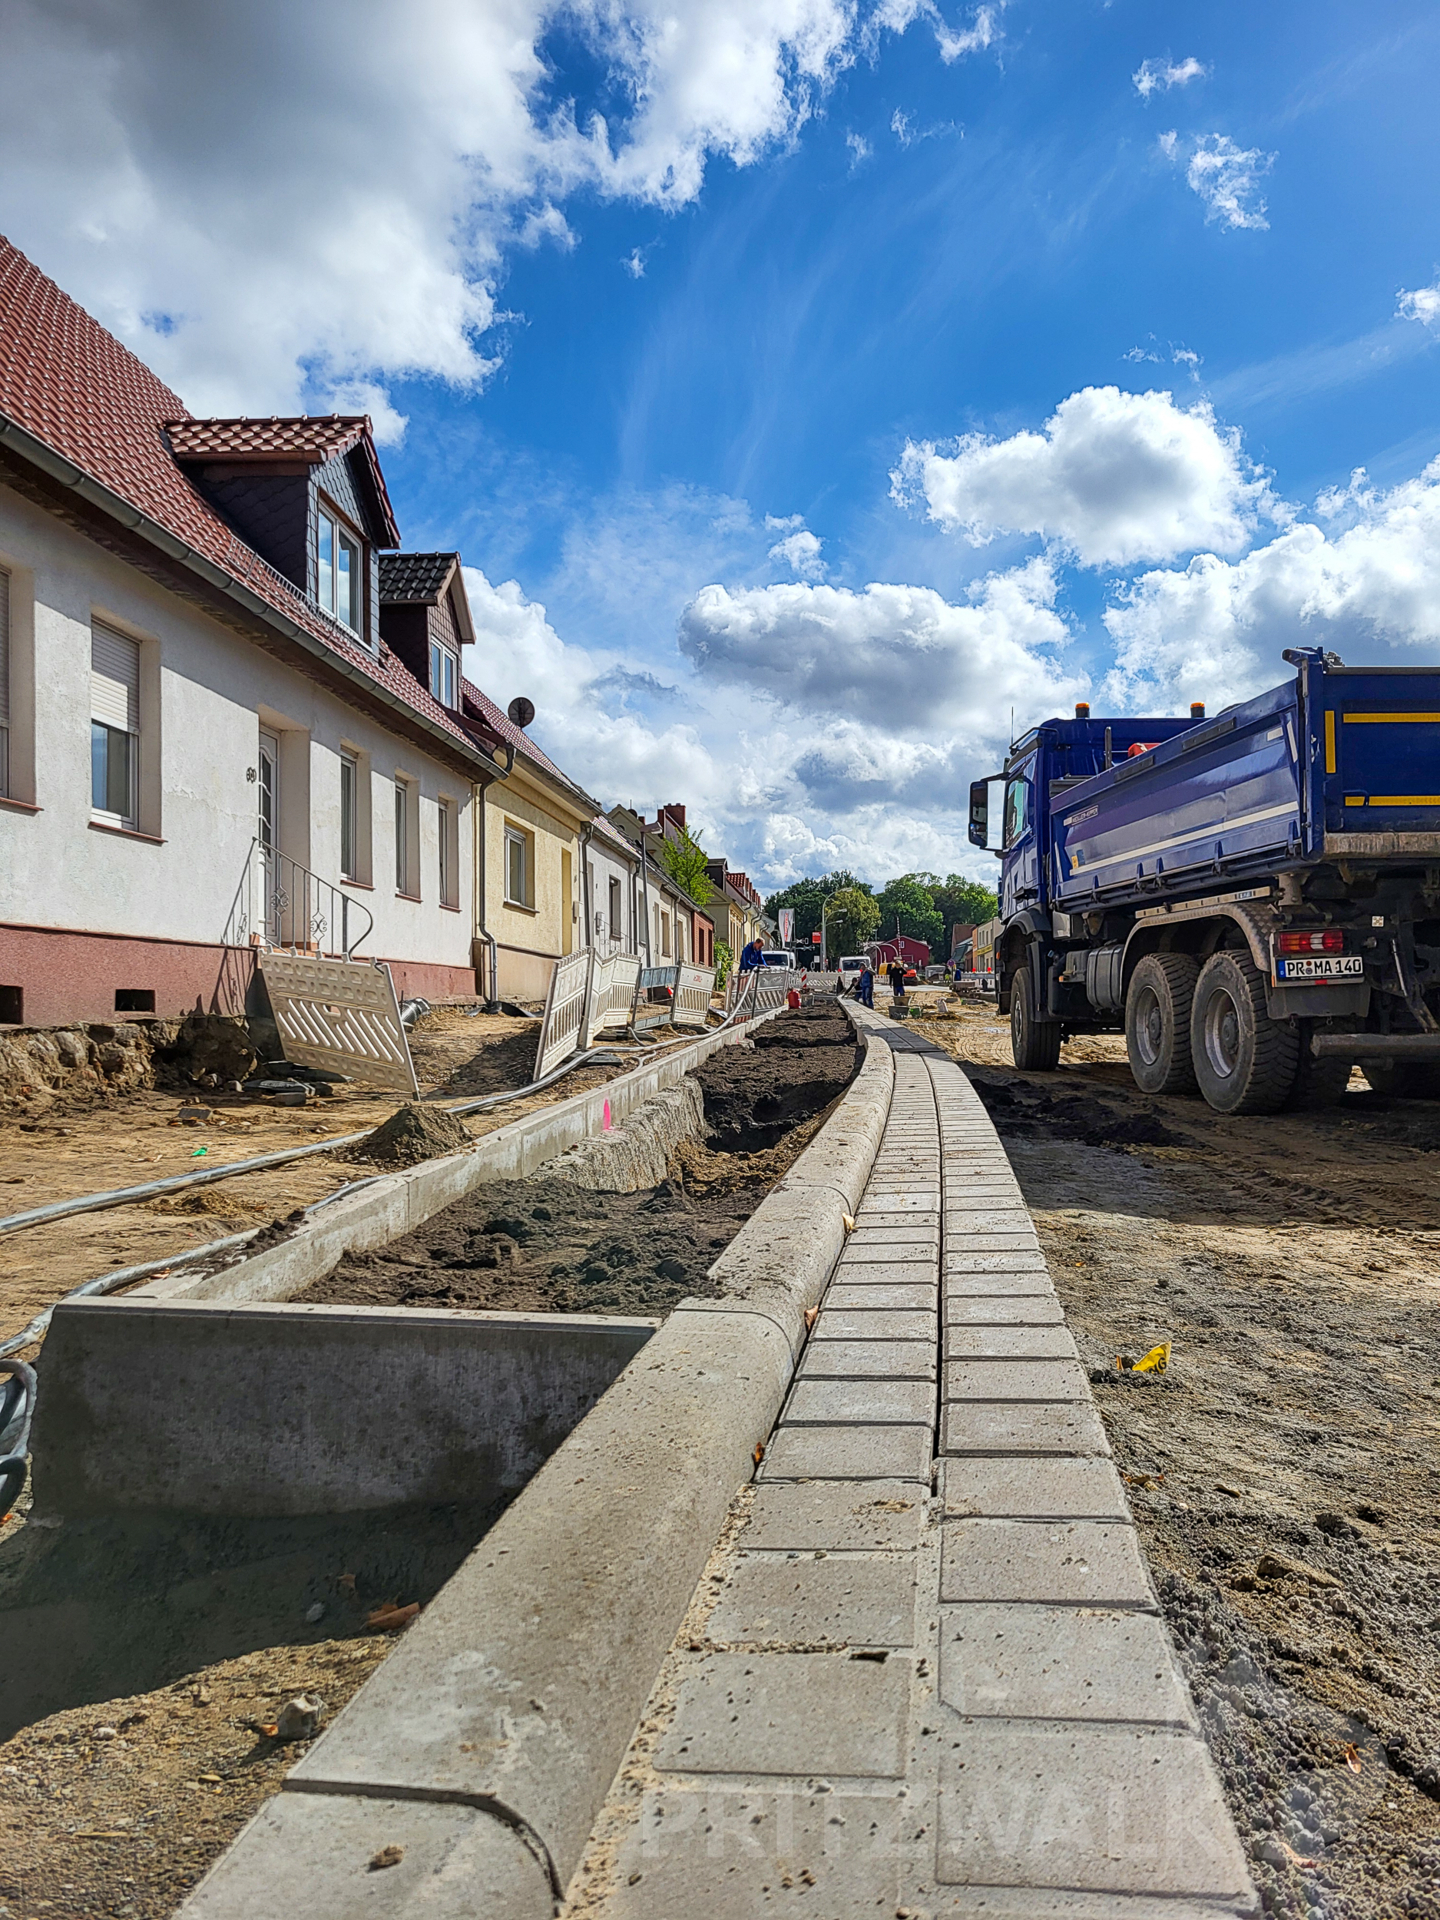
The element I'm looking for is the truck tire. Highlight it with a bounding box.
[1190,950,1300,1114]
[1124,953,1199,1095]
[1284,1031,1353,1109]
[1010,965,1061,1071]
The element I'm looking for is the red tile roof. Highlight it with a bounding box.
[166,416,368,462]
[460,676,600,809]
[0,236,476,764]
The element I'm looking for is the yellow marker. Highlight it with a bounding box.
[1341,711,1440,724]
[1365,796,1440,807]
[1132,1341,1171,1374]
[1324,710,1336,774]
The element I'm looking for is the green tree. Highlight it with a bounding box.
[875,876,944,956]
[825,887,880,960]
[931,874,999,956]
[659,825,711,907]
[762,870,871,954]
[713,939,733,988]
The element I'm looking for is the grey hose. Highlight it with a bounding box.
[0,1044,622,1240]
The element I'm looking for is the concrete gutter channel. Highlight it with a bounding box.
[42,999,1255,1915]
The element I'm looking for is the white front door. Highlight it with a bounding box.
[258,730,281,942]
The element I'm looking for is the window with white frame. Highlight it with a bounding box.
[317,503,362,633]
[0,568,9,797]
[340,752,359,880]
[395,776,419,896]
[91,623,139,826]
[428,640,457,709]
[505,824,531,907]
[438,797,456,906]
[608,875,621,940]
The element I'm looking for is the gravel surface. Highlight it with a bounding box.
[923,1006,1440,1920]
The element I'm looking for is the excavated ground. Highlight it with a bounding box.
[0,1002,860,1920]
[302,1002,861,1318]
[920,1003,1440,1920]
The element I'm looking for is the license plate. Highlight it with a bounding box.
[1275,955,1365,981]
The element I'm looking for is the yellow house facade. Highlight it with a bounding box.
[463,682,602,1003]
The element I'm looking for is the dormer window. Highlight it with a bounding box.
[317,503,362,632]
[429,640,457,708]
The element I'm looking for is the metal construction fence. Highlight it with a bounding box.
[532,951,721,1079]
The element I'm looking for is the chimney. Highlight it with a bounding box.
[662,803,686,832]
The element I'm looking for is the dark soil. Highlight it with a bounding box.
[301,1002,860,1319]
[349,1099,471,1166]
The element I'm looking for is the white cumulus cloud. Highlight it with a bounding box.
[678,557,1086,734]
[867,1,1001,64]
[893,385,1280,569]
[1102,459,1440,713]
[1397,279,1440,328]
[1133,56,1208,98]
[1185,133,1275,231]
[768,527,827,578]
[0,0,931,419]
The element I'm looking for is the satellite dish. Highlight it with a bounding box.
[507,696,536,729]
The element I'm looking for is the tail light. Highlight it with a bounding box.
[1278,930,1346,954]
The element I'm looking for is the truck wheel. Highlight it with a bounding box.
[1190,950,1299,1114]
[1125,953,1199,1095]
[1010,965,1061,1071]
[1284,1031,1353,1109]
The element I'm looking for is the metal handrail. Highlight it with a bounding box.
[223,837,373,958]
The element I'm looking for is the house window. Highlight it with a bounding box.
[428,641,457,709]
[438,797,456,906]
[395,776,419,897]
[608,876,621,939]
[505,825,531,907]
[340,753,358,879]
[317,504,362,633]
[91,624,139,826]
[0,567,9,796]
[660,910,671,959]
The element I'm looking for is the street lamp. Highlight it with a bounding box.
[820,893,832,970]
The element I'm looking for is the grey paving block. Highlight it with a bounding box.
[945,1252,1049,1275]
[943,1211,1035,1235]
[814,1308,936,1341]
[943,1184,1024,1201]
[939,1604,1194,1726]
[856,1213,941,1235]
[946,1272,1054,1298]
[709,1553,919,1647]
[835,1253,936,1281]
[848,1226,940,1250]
[759,1422,932,1483]
[177,1792,552,1919]
[827,1283,938,1312]
[944,1359,1090,1402]
[946,1295,1064,1325]
[941,1402,1110,1457]
[742,1479,926,1552]
[924,1888,1254,1918]
[940,1455,1128,1520]
[946,1325,1078,1361]
[936,1724,1252,1898]
[940,1519,1155,1607]
[785,1376,936,1425]
[943,1234,1039,1257]
[860,1188,940,1207]
[797,1339,937,1381]
[656,1652,911,1778]
[604,1785,911,1920]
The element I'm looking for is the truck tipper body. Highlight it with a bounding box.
[969,647,1440,1112]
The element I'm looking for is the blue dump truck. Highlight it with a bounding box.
[968,646,1440,1113]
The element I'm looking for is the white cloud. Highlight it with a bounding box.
[678,557,1086,734]
[0,0,934,418]
[1397,279,1440,328]
[622,247,648,279]
[1185,133,1275,231]
[1157,129,1179,160]
[867,0,1001,64]
[1102,459,1440,713]
[893,385,1279,568]
[891,108,914,145]
[1123,340,1203,380]
[1133,56,1208,98]
[845,129,872,167]
[768,528,827,578]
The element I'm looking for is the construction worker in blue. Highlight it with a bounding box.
[856,962,875,1008]
[737,935,765,972]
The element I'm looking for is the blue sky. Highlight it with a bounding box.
[4,0,1440,886]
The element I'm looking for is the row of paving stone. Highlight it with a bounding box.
[581,1012,1255,1918]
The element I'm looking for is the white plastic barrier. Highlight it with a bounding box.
[673,964,717,1028]
[534,951,592,1080]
